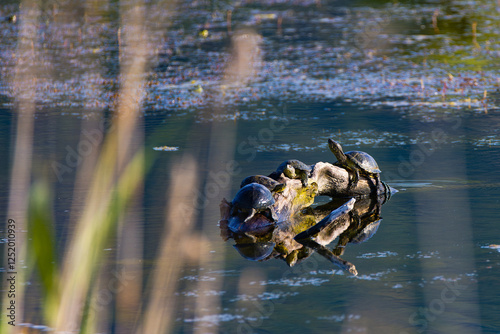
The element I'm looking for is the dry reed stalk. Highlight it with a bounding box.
[136,155,198,334]
[53,2,149,331]
[67,0,110,238]
[191,29,262,334]
[1,2,41,333]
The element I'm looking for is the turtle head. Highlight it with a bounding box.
[328,139,347,163]
[283,164,296,178]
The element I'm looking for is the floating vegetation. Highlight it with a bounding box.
[0,1,498,116]
[183,313,245,325]
[317,314,361,322]
[352,269,397,281]
[481,244,500,252]
[405,251,441,259]
[473,136,500,147]
[180,275,217,282]
[230,291,299,302]
[152,146,179,151]
[260,277,330,287]
[357,251,399,259]
[252,130,500,152]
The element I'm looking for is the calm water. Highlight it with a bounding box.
[164,104,500,334]
[1,0,500,333]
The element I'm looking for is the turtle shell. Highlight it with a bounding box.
[232,183,275,210]
[345,151,381,174]
[240,175,280,190]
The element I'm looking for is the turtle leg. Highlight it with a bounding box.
[350,169,360,190]
[345,167,358,190]
[300,172,308,187]
[346,172,353,190]
[243,208,257,222]
[272,183,286,193]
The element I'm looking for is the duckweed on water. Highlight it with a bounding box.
[1,1,498,115]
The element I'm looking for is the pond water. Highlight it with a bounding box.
[164,103,500,334]
[1,0,500,333]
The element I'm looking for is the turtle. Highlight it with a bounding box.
[231,183,278,222]
[240,175,286,193]
[328,139,381,190]
[276,159,312,187]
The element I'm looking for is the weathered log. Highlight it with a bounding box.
[309,161,385,198]
[220,161,389,239]
[219,157,393,275]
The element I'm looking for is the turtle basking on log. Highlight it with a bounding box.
[328,139,381,190]
[231,183,278,223]
[240,175,286,193]
[275,159,312,187]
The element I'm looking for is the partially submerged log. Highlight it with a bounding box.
[219,153,395,274]
[221,160,391,238]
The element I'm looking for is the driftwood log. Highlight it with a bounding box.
[266,161,388,221]
[219,159,393,274]
[221,160,391,235]
[308,161,386,197]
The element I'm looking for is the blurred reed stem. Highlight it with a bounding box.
[1,2,40,333]
[137,155,198,333]
[53,0,149,327]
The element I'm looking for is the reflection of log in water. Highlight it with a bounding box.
[296,238,358,276]
[294,198,358,275]
[220,196,363,274]
[294,198,355,240]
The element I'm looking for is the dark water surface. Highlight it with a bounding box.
[163,105,500,334]
[1,0,500,333]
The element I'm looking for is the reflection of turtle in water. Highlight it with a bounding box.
[231,183,278,222]
[276,159,312,187]
[228,213,276,238]
[240,175,286,193]
[350,220,381,244]
[333,220,381,256]
[328,139,381,190]
[233,242,276,261]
